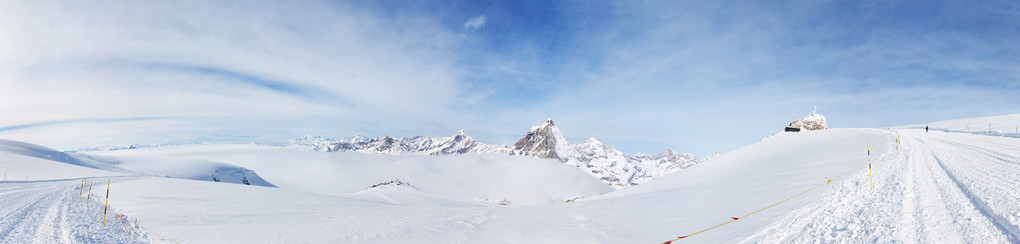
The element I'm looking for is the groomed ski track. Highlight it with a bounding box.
[0,178,154,244]
[745,129,1020,243]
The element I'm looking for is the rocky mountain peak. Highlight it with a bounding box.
[789,107,827,131]
[512,119,564,159]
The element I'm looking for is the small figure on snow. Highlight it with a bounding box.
[925,125,929,133]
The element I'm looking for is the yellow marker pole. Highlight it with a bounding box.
[80,178,85,199]
[103,179,110,226]
[87,180,93,207]
[867,142,873,189]
[895,132,900,158]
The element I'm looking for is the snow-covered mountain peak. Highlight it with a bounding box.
[351,134,369,143]
[511,118,568,159]
[658,148,678,157]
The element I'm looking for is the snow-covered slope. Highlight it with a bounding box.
[0,139,127,173]
[0,141,122,182]
[94,155,275,187]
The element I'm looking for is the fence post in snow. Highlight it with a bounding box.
[867,142,873,189]
[87,180,92,207]
[103,179,110,226]
[895,132,900,158]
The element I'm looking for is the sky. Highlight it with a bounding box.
[1,0,1018,156]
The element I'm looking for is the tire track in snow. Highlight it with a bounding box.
[931,154,1018,243]
[919,133,1020,242]
[741,130,1017,243]
[0,185,56,241]
[0,179,153,243]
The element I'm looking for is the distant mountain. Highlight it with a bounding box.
[287,130,511,155]
[288,119,715,188]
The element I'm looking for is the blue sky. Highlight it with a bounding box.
[1,0,1018,156]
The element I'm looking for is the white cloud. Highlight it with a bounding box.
[464,15,487,30]
[462,88,496,106]
[0,1,469,148]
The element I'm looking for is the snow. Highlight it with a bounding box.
[2,114,1019,243]
[87,145,613,205]
[0,139,122,181]
[898,113,1020,137]
[94,155,276,187]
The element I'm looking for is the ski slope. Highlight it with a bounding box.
[746,129,1020,243]
[0,178,162,243]
[2,115,1019,243]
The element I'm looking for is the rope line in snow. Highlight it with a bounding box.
[139,224,181,244]
[78,177,180,244]
[661,141,881,243]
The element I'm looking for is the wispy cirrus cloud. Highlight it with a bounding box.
[0,1,470,148]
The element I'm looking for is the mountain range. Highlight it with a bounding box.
[289,119,716,188]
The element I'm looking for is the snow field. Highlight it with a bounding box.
[4,114,1020,243]
[90,146,613,205]
[900,114,1020,137]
